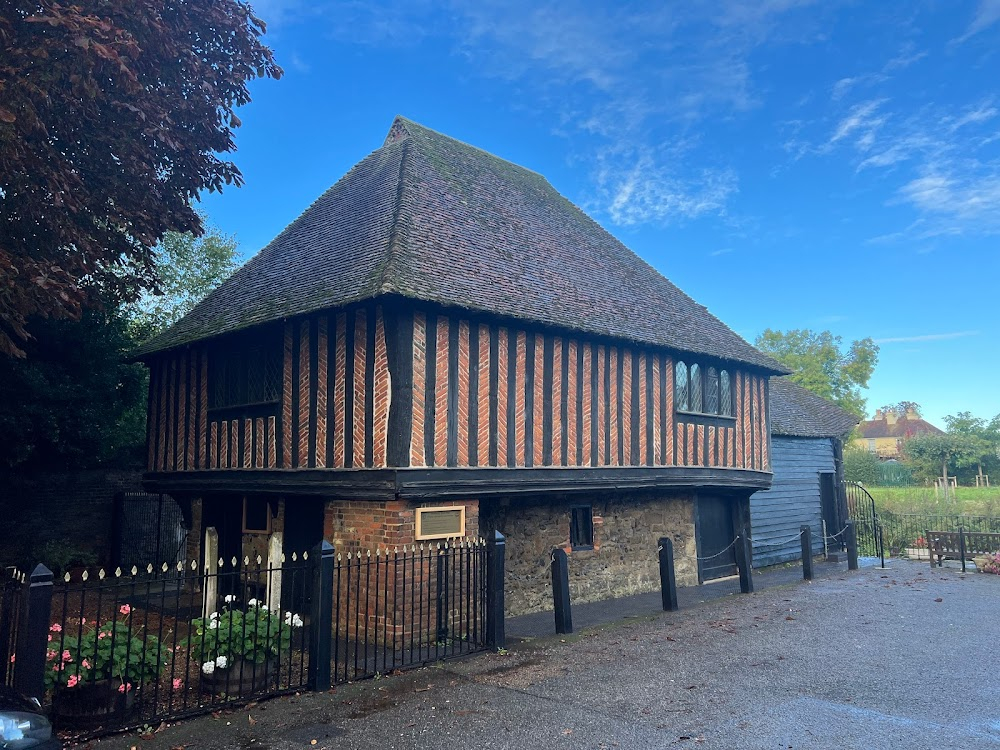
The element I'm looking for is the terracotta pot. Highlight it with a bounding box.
[200,657,277,696]
[51,678,136,729]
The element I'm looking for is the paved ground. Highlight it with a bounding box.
[89,560,1000,750]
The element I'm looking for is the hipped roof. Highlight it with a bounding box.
[138,117,786,374]
[769,378,859,438]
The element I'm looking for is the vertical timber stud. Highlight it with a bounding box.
[309,541,335,691]
[14,564,53,702]
[846,520,859,571]
[658,537,678,611]
[551,548,573,634]
[486,531,506,650]
[801,526,813,581]
[736,526,754,594]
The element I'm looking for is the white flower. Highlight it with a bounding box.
[223,594,236,604]
[285,611,304,627]
[259,604,268,611]
[201,661,215,675]
[215,656,229,669]
[209,611,219,620]
[208,620,218,630]
[292,614,303,628]
[247,598,258,607]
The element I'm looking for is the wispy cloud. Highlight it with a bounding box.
[954,0,1000,43]
[710,247,735,257]
[874,331,980,344]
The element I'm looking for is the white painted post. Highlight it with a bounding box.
[266,532,283,613]
[202,527,219,620]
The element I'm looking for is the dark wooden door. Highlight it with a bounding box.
[696,495,738,581]
[282,497,324,612]
[819,471,839,543]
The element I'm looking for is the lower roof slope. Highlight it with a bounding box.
[769,377,859,438]
[138,117,786,374]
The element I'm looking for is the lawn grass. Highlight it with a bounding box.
[867,485,1000,517]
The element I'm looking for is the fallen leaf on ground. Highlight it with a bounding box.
[934,597,943,602]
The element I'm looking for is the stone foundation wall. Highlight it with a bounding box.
[480,492,697,617]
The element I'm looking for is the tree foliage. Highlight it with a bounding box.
[878,401,921,417]
[754,329,878,418]
[0,1,280,356]
[132,220,240,337]
[843,447,879,485]
[903,432,982,498]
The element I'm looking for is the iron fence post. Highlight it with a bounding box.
[0,577,18,685]
[485,531,506,650]
[658,537,678,612]
[13,564,53,703]
[845,520,859,571]
[308,541,334,692]
[959,527,967,573]
[551,548,573,634]
[736,527,754,594]
[801,526,813,581]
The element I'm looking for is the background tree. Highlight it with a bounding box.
[131,220,240,337]
[878,401,922,417]
[903,433,981,501]
[843,446,880,485]
[943,411,1000,484]
[0,1,280,356]
[754,329,879,418]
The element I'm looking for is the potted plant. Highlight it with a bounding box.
[905,536,930,560]
[46,605,165,728]
[973,551,1000,574]
[187,598,303,695]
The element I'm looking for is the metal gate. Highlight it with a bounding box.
[844,481,885,563]
[111,492,188,570]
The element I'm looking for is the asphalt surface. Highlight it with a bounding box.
[88,560,1000,750]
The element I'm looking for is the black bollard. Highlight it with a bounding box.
[801,525,813,581]
[658,537,678,611]
[846,520,859,571]
[551,548,573,634]
[735,527,754,594]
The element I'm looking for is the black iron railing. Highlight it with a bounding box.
[3,536,504,741]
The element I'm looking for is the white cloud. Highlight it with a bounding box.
[710,247,734,257]
[829,99,887,148]
[874,331,980,344]
[955,0,1000,42]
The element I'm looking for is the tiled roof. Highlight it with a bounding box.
[857,416,944,439]
[769,378,859,438]
[137,117,787,374]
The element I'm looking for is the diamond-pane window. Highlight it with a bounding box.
[690,364,703,412]
[675,361,689,411]
[720,371,732,416]
[209,335,281,410]
[705,367,719,414]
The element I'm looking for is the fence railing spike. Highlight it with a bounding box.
[280,553,287,563]
[81,570,89,581]
[302,551,309,561]
[191,559,198,570]
[63,572,71,582]
[243,556,250,566]
[129,565,137,576]
[231,557,238,567]
[98,568,106,580]
[256,555,262,565]
[115,567,122,577]
[176,561,184,572]
[146,563,154,574]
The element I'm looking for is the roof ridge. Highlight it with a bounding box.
[374,123,411,294]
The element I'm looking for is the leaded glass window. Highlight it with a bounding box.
[690,363,703,412]
[706,367,719,414]
[209,337,282,410]
[720,370,732,416]
[675,361,689,411]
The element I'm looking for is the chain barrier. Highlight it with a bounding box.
[824,523,851,544]
[694,536,740,562]
[748,528,807,552]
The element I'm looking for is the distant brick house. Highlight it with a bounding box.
[136,117,787,616]
[853,408,943,459]
[751,379,858,567]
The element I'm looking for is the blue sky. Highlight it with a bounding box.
[199,0,1000,428]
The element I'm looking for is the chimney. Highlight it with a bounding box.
[905,407,919,420]
[874,409,883,420]
[885,411,898,426]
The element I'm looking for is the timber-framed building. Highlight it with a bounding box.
[137,117,788,615]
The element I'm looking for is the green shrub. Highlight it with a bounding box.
[844,447,879,485]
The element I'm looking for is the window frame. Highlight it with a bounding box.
[242,497,272,535]
[569,505,595,550]
[675,361,736,420]
[208,331,283,414]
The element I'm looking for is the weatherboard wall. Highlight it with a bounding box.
[145,302,772,475]
[749,435,831,567]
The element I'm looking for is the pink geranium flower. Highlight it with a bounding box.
[61,650,72,662]
[119,604,131,616]
[66,675,79,688]
[50,623,62,633]
[172,678,183,691]
[81,659,91,669]
[117,682,133,693]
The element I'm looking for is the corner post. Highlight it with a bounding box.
[14,564,53,703]
[658,537,678,611]
[485,531,506,650]
[959,527,967,573]
[846,520,859,571]
[801,525,813,581]
[551,548,573,634]
[308,541,335,691]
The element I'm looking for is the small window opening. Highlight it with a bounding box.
[570,505,594,550]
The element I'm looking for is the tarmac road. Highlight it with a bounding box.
[91,560,1000,750]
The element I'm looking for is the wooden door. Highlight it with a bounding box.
[696,495,738,581]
